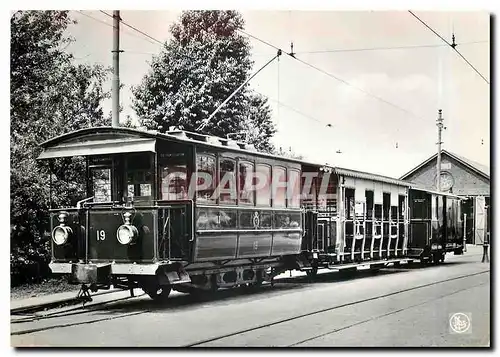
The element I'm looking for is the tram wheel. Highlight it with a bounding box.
[306,267,318,278]
[143,285,171,301]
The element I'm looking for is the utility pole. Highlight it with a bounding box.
[436,109,444,191]
[112,10,120,127]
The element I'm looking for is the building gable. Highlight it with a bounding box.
[402,152,490,196]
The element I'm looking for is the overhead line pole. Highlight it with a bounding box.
[112,10,120,127]
[436,109,444,192]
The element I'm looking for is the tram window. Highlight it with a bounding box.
[288,169,301,208]
[301,174,317,208]
[239,161,254,205]
[219,158,236,204]
[196,208,236,230]
[126,153,153,201]
[345,189,355,220]
[436,196,443,222]
[256,164,271,207]
[366,191,374,219]
[196,154,216,203]
[260,212,272,228]
[318,173,337,212]
[390,206,398,220]
[161,164,188,200]
[398,195,406,220]
[272,166,286,208]
[91,168,111,202]
[326,174,337,209]
[274,213,300,229]
[383,193,390,220]
[317,172,329,209]
[431,194,437,220]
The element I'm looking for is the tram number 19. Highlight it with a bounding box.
[96,230,106,241]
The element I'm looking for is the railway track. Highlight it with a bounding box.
[11,266,489,339]
[10,288,123,316]
[183,269,490,347]
[11,291,146,325]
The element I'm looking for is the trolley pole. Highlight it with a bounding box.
[111,10,120,128]
[436,109,444,191]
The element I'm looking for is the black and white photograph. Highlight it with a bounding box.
[9,2,491,348]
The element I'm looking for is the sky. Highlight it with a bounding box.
[65,9,490,178]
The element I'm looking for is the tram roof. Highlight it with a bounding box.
[38,126,411,187]
[409,186,465,199]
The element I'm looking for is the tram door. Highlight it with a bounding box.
[409,190,431,250]
[316,218,334,252]
[303,211,318,251]
[159,203,192,260]
[474,196,486,244]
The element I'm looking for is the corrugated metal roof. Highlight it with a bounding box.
[410,186,465,199]
[334,167,412,187]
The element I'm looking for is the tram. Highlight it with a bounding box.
[37,126,465,300]
[407,187,464,263]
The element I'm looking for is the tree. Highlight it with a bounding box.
[10,11,110,286]
[132,10,276,152]
[274,146,304,160]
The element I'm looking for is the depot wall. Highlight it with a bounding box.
[403,156,490,197]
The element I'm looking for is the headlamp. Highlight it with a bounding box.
[116,211,138,245]
[51,212,72,245]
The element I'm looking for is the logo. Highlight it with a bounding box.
[449,313,471,334]
[252,212,260,229]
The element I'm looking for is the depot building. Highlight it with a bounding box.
[400,150,490,245]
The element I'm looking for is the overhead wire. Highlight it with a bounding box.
[238,29,423,120]
[408,10,489,84]
[252,89,324,124]
[75,10,159,47]
[99,10,165,46]
[295,41,488,54]
[76,11,469,133]
[78,12,425,130]
[91,12,328,130]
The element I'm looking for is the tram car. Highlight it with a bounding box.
[297,165,413,276]
[407,187,464,263]
[37,127,465,300]
[39,127,304,300]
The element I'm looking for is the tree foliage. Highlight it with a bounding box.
[274,146,304,160]
[132,10,276,152]
[10,11,110,286]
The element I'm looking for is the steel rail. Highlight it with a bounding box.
[11,267,488,338]
[183,269,489,347]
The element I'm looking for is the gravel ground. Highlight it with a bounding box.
[10,278,78,300]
